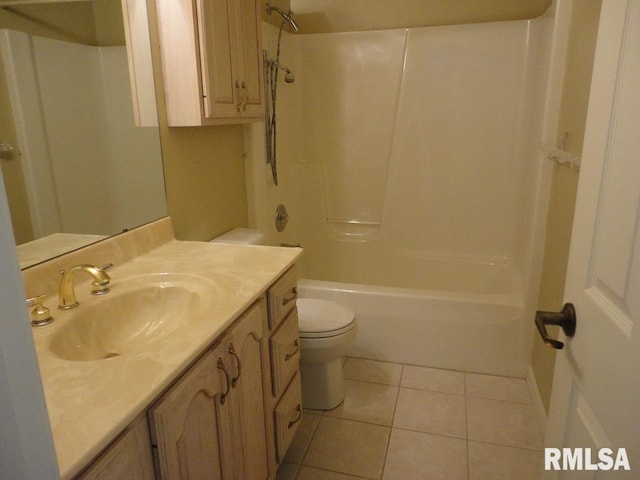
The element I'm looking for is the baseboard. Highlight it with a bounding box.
[527,365,548,440]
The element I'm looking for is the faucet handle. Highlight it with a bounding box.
[26,294,53,327]
[91,280,111,296]
[59,262,114,276]
[91,264,112,295]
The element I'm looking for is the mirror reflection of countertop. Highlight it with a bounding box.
[30,239,302,479]
[17,233,108,269]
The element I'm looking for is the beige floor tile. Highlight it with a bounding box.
[382,428,468,480]
[393,388,466,439]
[467,397,543,450]
[344,358,403,386]
[296,466,367,480]
[276,462,300,480]
[325,379,399,426]
[469,441,543,480]
[465,373,531,404]
[285,411,322,464]
[401,365,465,395]
[303,416,390,479]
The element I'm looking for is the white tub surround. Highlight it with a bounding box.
[247,17,553,377]
[23,218,302,479]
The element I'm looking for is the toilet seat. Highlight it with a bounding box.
[297,298,356,339]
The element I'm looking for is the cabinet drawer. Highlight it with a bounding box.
[273,373,303,464]
[270,310,300,398]
[267,266,298,331]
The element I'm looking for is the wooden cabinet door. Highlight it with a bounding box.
[225,299,270,480]
[195,0,262,120]
[196,0,240,119]
[149,347,232,480]
[154,0,262,124]
[77,416,155,480]
[236,0,263,117]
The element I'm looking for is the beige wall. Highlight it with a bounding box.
[531,0,602,413]
[159,123,247,242]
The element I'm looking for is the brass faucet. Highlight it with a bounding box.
[58,264,111,310]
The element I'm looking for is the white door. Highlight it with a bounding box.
[542,0,640,477]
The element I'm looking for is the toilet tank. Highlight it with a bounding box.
[209,228,265,245]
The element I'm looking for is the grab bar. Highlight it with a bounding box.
[326,218,381,226]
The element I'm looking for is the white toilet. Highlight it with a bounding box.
[297,298,357,410]
[210,228,357,410]
[209,227,265,245]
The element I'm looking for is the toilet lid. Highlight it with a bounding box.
[297,298,356,338]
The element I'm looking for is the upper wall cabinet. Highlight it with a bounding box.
[154,0,264,126]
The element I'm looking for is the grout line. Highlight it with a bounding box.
[285,411,324,480]
[343,377,402,388]
[296,464,375,479]
[397,384,466,396]
[391,425,467,442]
[379,364,403,479]
[468,438,546,453]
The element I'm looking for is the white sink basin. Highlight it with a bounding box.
[50,273,218,361]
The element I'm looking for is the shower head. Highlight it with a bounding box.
[265,56,295,83]
[266,3,299,32]
[280,64,295,83]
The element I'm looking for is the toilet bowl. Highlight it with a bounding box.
[297,298,357,410]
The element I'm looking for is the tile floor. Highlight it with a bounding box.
[277,358,544,480]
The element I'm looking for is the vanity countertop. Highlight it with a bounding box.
[30,239,302,479]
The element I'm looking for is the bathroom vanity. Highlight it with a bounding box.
[22,218,302,479]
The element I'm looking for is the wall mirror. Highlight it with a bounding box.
[0,0,167,269]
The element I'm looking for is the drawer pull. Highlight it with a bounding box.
[282,287,297,306]
[284,339,300,361]
[288,405,302,429]
[241,81,248,112]
[217,358,230,405]
[234,80,242,112]
[228,343,241,388]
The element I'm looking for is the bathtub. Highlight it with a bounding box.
[296,264,528,377]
